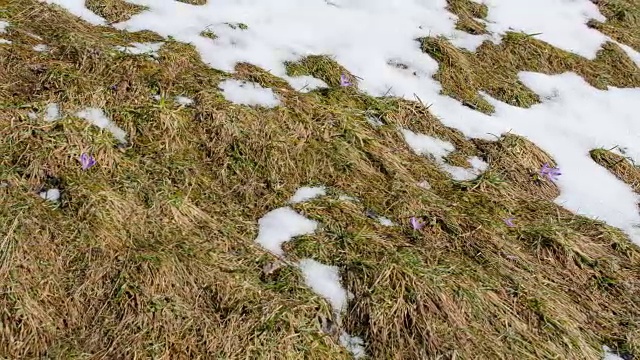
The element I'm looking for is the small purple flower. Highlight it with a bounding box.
[340,74,352,87]
[503,217,515,227]
[539,163,561,182]
[79,153,96,170]
[410,217,425,230]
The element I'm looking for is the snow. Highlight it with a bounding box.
[299,258,348,312]
[115,42,163,57]
[0,39,11,44]
[603,346,624,360]
[76,108,127,143]
[297,257,368,357]
[417,181,432,190]
[44,103,60,122]
[401,129,455,159]
[255,207,318,256]
[175,96,194,106]
[39,188,60,202]
[377,217,394,227]
[484,72,640,244]
[401,129,488,181]
[33,44,49,52]
[615,41,640,68]
[480,0,607,59]
[290,186,326,204]
[339,332,366,359]
[0,20,8,33]
[218,79,281,108]
[338,195,357,202]
[40,0,106,25]
[366,116,383,127]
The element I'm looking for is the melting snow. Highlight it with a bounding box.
[255,189,366,357]
[290,186,326,204]
[115,42,163,57]
[298,258,366,357]
[44,103,60,122]
[615,41,640,68]
[33,44,49,52]
[76,108,127,143]
[366,116,384,127]
[39,188,60,202]
[40,0,106,25]
[298,258,348,312]
[338,194,357,202]
[255,207,317,256]
[401,129,488,181]
[417,180,432,190]
[218,79,281,108]
[0,19,9,43]
[603,346,624,360]
[377,216,394,227]
[485,72,640,244]
[480,0,607,59]
[339,332,366,359]
[175,96,194,106]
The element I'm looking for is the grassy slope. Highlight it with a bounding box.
[1,0,640,359]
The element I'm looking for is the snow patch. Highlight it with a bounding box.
[115,42,163,57]
[255,207,317,256]
[603,346,624,360]
[33,44,50,52]
[366,116,384,128]
[39,188,60,202]
[338,194,357,202]
[112,0,483,93]
[290,186,326,204]
[0,39,11,44]
[484,72,640,244]
[339,332,366,359]
[175,96,194,106]
[401,129,487,181]
[377,216,394,227]
[44,103,61,122]
[218,79,281,108]
[40,0,106,25]
[615,41,640,68]
[298,259,366,357]
[76,108,127,143]
[298,258,348,312]
[0,20,8,33]
[481,0,607,59]
[417,180,431,190]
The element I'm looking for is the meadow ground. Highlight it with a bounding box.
[1,0,640,359]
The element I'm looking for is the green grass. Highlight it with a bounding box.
[1,0,640,359]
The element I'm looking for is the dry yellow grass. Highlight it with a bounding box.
[1,0,640,359]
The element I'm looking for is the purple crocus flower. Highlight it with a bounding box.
[340,74,352,87]
[503,217,515,227]
[79,153,96,170]
[539,163,561,182]
[410,217,425,230]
